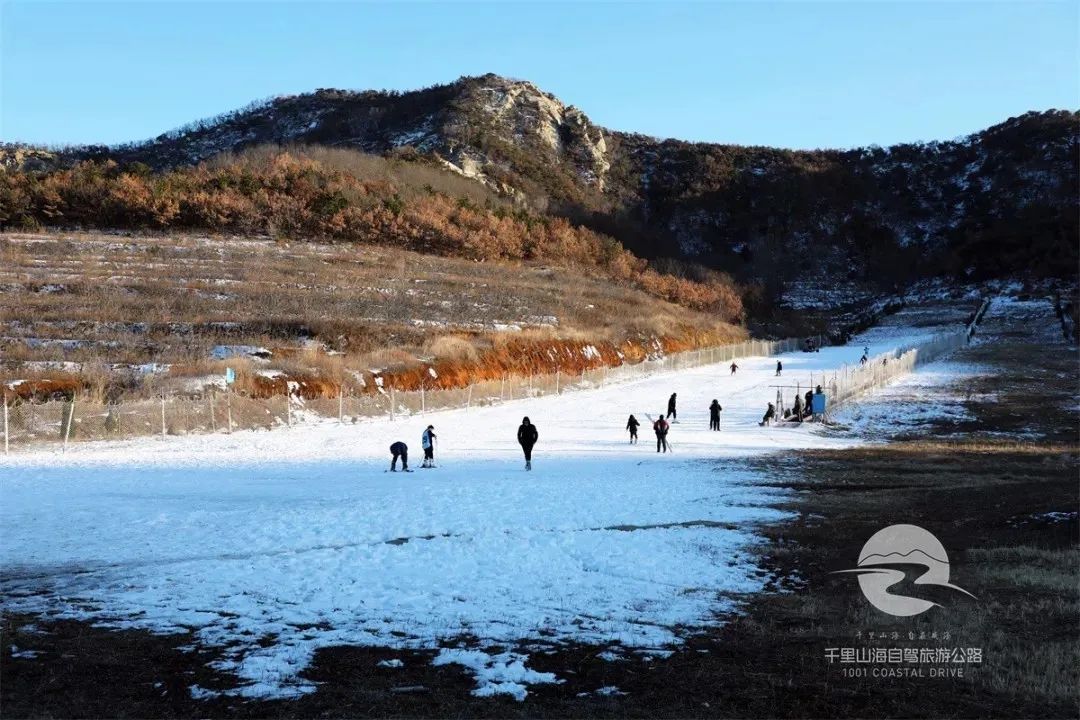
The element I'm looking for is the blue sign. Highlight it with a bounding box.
[811,394,827,415]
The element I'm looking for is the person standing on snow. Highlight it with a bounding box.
[421,425,437,468]
[709,399,722,431]
[793,393,804,421]
[776,360,783,376]
[389,441,410,472]
[667,393,678,421]
[730,361,739,375]
[653,415,670,453]
[759,402,776,426]
[626,414,640,444]
[517,416,538,471]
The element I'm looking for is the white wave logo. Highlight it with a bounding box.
[834,524,976,616]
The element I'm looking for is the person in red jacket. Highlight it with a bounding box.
[653,415,670,453]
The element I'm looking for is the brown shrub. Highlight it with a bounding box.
[0,151,743,320]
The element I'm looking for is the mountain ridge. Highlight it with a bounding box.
[3,73,1077,291]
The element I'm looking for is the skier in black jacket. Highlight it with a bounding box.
[709,399,722,431]
[517,417,539,470]
[389,441,410,472]
[626,414,640,444]
[666,393,677,420]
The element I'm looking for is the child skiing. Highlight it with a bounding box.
[653,415,670,453]
[626,414,640,444]
[389,441,411,472]
[517,416,538,470]
[421,425,436,468]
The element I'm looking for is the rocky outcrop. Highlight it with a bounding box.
[3,75,1076,285]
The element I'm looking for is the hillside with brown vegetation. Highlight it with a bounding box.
[0,147,743,318]
[4,74,1075,291]
[0,231,746,401]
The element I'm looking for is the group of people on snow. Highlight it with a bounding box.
[389,424,438,472]
[388,357,831,470]
[389,418,538,472]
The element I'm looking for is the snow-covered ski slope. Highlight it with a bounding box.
[0,324,963,699]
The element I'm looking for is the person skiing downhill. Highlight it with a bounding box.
[389,441,411,472]
[626,414,640,444]
[653,415,670,453]
[730,361,739,375]
[517,417,538,470]
[421,425,437,468]
[667,393,677,421]
[775,360,783,376]
[709,399,722,431]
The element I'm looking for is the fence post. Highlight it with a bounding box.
[3,392,8,455]
[421,385,426,417]
[209,391,217,432]
[555,369,560,394]
[467,384,473,411]
[160,393,167,438]
[286,392,292,427]
[226,389,233,434]
[338,387,344,423]
[63,398,74,451]
[390,386,396,421]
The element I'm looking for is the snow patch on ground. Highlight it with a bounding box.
[433,648,561,700]
[828,361,985,439]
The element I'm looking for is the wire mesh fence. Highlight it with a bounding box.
[764,329,970,419]
[0,334,855,453]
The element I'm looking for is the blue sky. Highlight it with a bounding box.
[2,1,1077,149]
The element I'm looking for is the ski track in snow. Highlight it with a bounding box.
[1,330,968,700]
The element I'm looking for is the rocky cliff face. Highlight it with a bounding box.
[3,74,1076,287]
